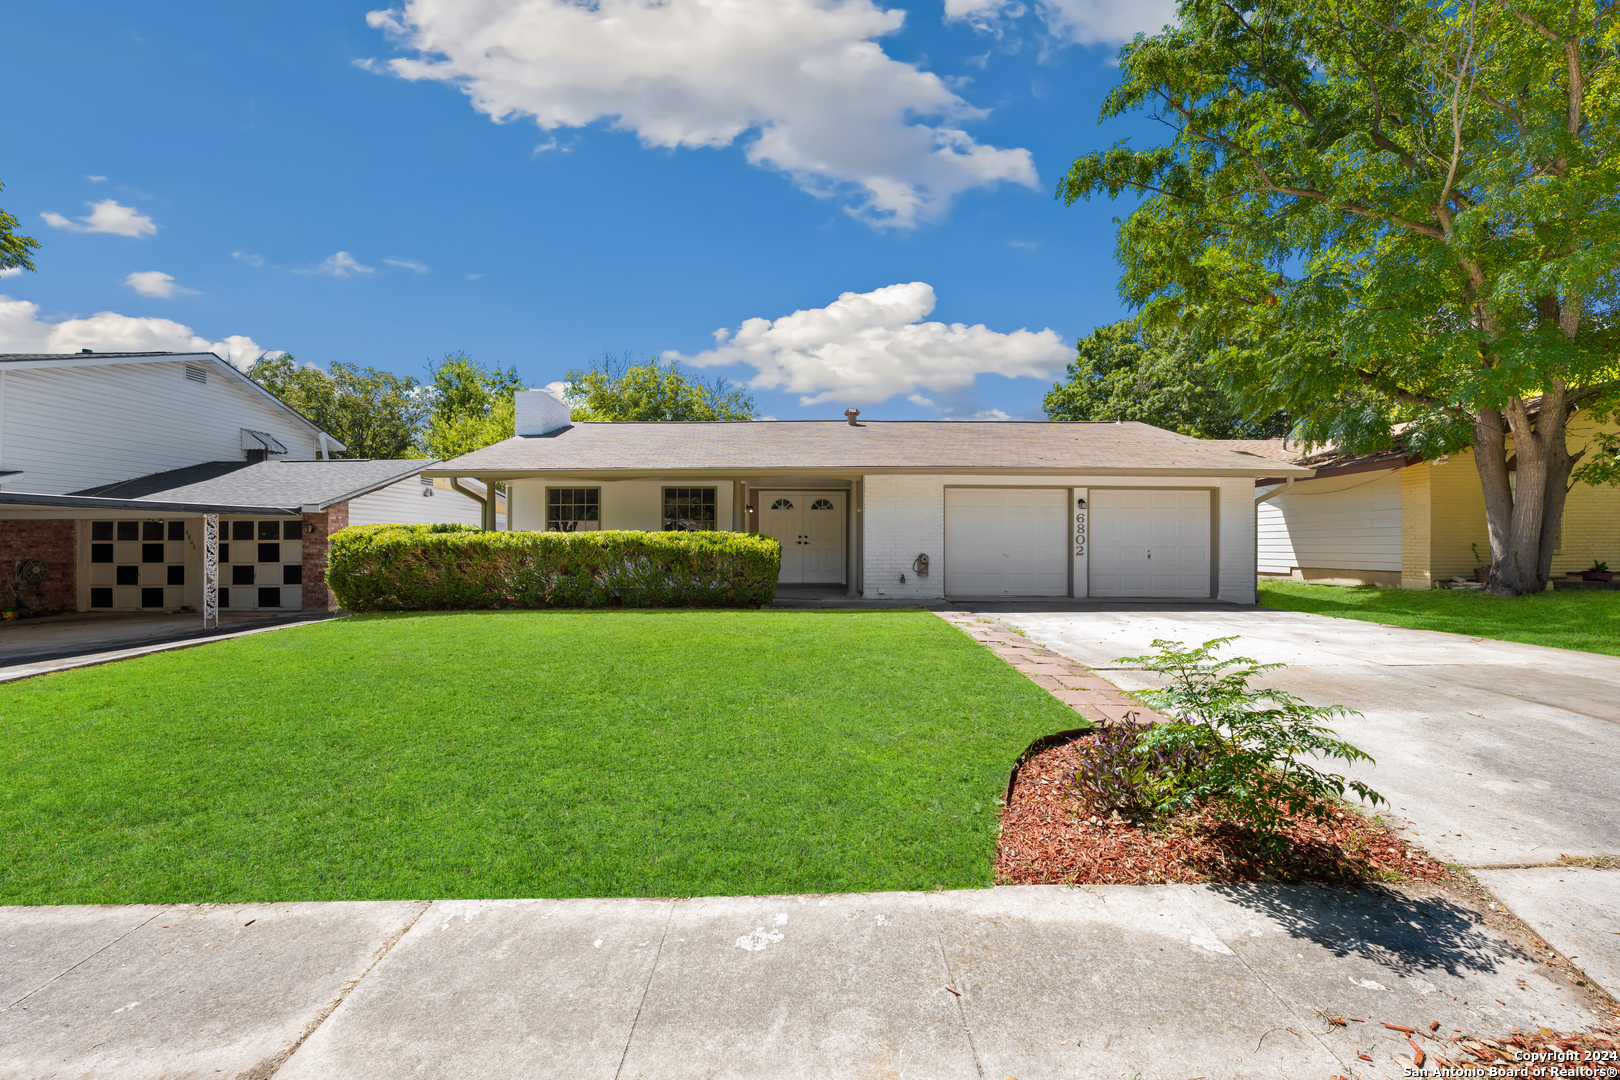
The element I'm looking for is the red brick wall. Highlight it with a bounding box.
[1,519,78,616]
[301,503,349,611]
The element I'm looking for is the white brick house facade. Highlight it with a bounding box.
[425,392,1311,604]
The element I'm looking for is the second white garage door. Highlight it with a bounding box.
[1089,489,1211,598]
[945,487,1069,597]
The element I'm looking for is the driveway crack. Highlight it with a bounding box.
[613,900,677,1080]
[3,909,167,1012]
[926,894,986,1080]
[258,900,433,1079]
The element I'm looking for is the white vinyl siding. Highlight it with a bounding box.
[347,475,491,528]
[1257,470,1402,574]
[0,359,321,495]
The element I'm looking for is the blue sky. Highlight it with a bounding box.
[0,0,1170,421]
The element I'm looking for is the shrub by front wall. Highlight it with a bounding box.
[327,524,782,611]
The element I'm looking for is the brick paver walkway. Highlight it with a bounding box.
[935,611,1168,728]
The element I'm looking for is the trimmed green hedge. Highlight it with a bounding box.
[326,524,782,611]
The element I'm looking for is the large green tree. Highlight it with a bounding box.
[421,351,525,459]
[1045,319,1293,437]
[1060,0,1620,594]
[564,353,757,422]
[1,181,40,273]
[248,354,426,459]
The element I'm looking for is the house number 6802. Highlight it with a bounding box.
[1074,509,1087,557]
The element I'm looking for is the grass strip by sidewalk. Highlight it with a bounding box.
[0,609,1078,905]
[1258,580,1620,657]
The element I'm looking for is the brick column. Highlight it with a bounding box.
[301,503,349,611]
[1,519,79,616]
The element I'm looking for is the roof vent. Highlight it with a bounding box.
[185,363,207,384]
[845,408,860,426]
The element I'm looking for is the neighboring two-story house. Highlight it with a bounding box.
[0,349,500,616]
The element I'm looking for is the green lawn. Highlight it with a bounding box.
[1259,579,1620,656]
[0,609,1078,905]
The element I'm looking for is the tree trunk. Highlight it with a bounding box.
[1472,407,1519,594]
[1534,392,1576,588]
[1475,390,1571,597]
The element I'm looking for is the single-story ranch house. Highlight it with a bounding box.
[1231,410,1620,589]
[0,350,500,617]
[424,391,1314,603]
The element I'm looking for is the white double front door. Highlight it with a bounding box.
[758,491,846,584]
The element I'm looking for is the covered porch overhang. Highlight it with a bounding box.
[417,470,868,597]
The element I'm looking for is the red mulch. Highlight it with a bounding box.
[997,733,1453,886]
[1327,1015,1620,1078]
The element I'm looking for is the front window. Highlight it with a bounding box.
[663,487,716,531]
[547,487,600,532]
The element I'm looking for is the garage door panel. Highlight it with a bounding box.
[1089,489,1211,598]
[945,488,1069,597]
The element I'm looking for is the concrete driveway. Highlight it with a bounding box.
[983,606,1620,871]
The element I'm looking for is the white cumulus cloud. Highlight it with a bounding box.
[362,0,1037,227]
[0,268,21,279]
[303,251,375,278]
[383,257,429,273]
[40,199,157,238]
[0,295,265,369]
[945,0,1177,46]
[125,271,197,299]
[671,281,1071,405]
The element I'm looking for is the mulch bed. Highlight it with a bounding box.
[996,733,1452,887]
[1328,1016,1620,1077]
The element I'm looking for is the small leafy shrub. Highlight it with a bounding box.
[1591,560,1610,573]
[327,524,781,611]
[1066,723,1209,820]
[1085,638,1384,851]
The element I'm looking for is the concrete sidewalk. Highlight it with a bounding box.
[1,885,1602,1080]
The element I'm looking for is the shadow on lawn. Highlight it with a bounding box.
[1212,883,1516,980]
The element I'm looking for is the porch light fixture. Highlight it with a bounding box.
[304,523,317,534]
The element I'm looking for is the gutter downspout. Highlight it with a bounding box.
[450,477,487,517]
[1253,478,1295,601]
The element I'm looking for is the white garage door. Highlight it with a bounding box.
[1090,489,1211,598]
[945,488,1069,597]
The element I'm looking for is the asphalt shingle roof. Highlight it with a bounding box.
[69,459,432,510]
[422,421,1317,476]
[0,351,203,362]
